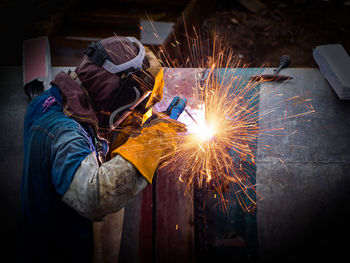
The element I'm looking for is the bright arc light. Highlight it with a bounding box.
[195,123,215,141]
[185,104,216,141]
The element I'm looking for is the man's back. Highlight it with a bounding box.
[20,86,94,262]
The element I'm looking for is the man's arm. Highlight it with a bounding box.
[62,152,147,221]
[50,124,148,221]
[60,98,186,221]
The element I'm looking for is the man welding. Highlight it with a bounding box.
[20,36,186,262]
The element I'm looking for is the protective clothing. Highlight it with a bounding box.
[20,35,176,263]
[164,96,187,120]
[108,67,165,156]
[110,111,144,151]
[62,152,147,221]
[51,36,162,131]
[112,117,186,183]
[20,84,150,262]
[20,86,96,262]
[108,67,165,129]
[84,37,145,74]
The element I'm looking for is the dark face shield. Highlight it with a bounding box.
[83,37,147,129]
[81,36,163,131]
[93,68,153,130]
[108,68,164,130]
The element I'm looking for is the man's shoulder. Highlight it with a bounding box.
[24,86,79,134]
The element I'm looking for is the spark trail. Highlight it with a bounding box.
[161,65,262,212]
[112,18,315,212]
[154,23,314,212]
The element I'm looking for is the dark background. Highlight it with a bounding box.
[1,0,349,67]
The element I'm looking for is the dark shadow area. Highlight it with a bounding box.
[260,183,350,263]
[200,0,350,67]
[1,0,349,67]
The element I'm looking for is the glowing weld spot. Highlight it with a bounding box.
[195,124,215,141]
[183,104,216,142]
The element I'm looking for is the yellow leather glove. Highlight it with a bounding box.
[111,117,185,183]
[110,111,143,151]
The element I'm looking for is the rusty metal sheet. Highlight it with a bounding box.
[154,68,198,263]
[154,68,204,116]
[141,67,260,263]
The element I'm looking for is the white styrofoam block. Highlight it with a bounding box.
[313,44,350,100]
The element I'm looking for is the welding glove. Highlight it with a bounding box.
[62,112,186,222]
[62,113,148,222]
[111,117,186,183]
[163,96,187,120]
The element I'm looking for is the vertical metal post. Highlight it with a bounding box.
[152,171,157,263]
[194,180,206,263]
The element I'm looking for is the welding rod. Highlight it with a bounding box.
[185,109,199,125]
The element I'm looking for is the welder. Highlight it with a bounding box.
[20,36,186,262]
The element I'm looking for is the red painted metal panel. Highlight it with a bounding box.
[139,184,153,263]
[152,68,201,263]
[156,169,194,263]
[155,68,203,114]
[112,68,201,262]
[22,36,51,85]
[136,68,201,263]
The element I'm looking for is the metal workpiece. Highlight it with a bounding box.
[1,67,350,263]
[256,68,350,262]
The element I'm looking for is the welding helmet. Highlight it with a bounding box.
[75,36,163,130]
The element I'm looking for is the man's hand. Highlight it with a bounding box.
[142,96,187,133]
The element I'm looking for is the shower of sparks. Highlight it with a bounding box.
[161,65,262,212]
[109,16,315,213]
[185,104,216,141]
[153,19,314,212]
[138,17,265,212]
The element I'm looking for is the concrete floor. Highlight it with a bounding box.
[1,67,349,262]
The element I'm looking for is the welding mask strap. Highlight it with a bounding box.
[84,42,113,68]
[85,37,146,75]
[102,37,145,74]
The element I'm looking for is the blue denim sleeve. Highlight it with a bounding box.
[51,125,94,196]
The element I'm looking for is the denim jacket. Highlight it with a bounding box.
[20,85,96,262]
